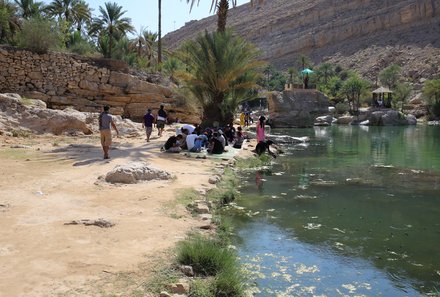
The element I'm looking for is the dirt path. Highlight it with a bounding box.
[0,130,222,296]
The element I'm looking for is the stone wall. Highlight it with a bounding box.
[267,89,329,127]
[0,46,199,123]
[164,0,440,68]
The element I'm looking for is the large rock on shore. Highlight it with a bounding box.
[267,90,329,128]
[105,162,173,184]
[366,110,417,126]
[0,93,92,135]
[0,93,144,136]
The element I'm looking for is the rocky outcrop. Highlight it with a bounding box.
[105,162,173,184]
[164,0,440,73]
[365,109,417,126]
[267,90,329,127]
[0,93,93,135]
[0,46,200,123]
[0,93,144,136]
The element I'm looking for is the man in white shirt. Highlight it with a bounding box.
[185,132,199,152]
[181,124,196,134]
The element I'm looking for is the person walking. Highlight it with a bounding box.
[99,105,119,159]
[156,104,167,137]
[256,115,266,142]
[142,108,155,142]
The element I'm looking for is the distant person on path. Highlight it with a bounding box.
[256,115,266,142]
[142,108,155,142]
[156,105,167,137]
[304,74,309,89]
[99,105,119,159]
[240,112,245,126]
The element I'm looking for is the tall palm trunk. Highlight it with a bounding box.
[216,0,229,33]
[157,0,162,65]
[109,25,113,58]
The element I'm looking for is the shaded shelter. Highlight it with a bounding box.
[372,86,393,108]
[301,68,314,89]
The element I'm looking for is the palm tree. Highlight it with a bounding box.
[317,63,333,85]
[187,0,264,32]
[14,0,44,19]
[46,0,91,33]
[131,28,158,66]
[89,2,134,58]
[177,30,263,125]
[156,0,163,66]
[0,0,20,43]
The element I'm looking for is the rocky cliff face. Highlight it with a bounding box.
[0,46,200,123]
[164,0,440,69]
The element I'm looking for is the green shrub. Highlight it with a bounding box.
[176,235,237,276]
[11,129,31,138]
[214,267,245,297]
[235,154,271,169]
[335,101,350,115]
[189,278,215,297]
[215,216,234,246]
[16,17,63,53]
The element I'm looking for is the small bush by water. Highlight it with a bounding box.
[235,154,272,169]
[176,235,237,276]
[207,168,239,205]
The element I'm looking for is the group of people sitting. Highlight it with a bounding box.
[161,123,247,155]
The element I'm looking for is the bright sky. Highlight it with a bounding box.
[43,0,248,36]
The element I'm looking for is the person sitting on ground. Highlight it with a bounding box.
[179,128,189,150]
[162,134,183,153]
[217,129,227,148]
[233,130,245,149]
[255,140,276,158]
[224,124,235,143]
[185,131,200,152]
[193,132,208,152]
[207,132,224,154]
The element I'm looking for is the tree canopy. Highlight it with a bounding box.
[176,30,263,126]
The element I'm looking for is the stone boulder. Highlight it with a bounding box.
[335,116,354,125]
[105,162,173,184]
[267,90,329,128]
[314,115,335,126]
[267,134,310,144]
[0,93,92,135]
[368,110,416,126]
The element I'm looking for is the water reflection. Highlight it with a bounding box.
[230,126,440,296]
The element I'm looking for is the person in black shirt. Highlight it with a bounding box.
[207,132,224,154]
[163,134,183,153]
[156,105,167,137]
[255,140,276,158]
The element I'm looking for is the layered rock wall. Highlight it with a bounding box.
[0,46,198,122]
[164,0,440,68]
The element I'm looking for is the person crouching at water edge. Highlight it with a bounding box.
[161,134,183,153]
[255,140,276,158]
[99,105,119,159]
[142,108,155,142]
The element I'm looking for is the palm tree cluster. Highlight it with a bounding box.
[176,30,263,126]
[0,0,158,66]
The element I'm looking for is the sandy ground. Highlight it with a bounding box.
[0,127,237,297]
